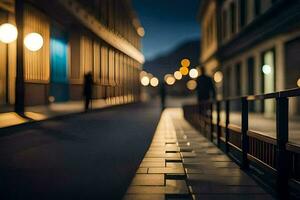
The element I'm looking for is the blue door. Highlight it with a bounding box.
[50,28,69,102]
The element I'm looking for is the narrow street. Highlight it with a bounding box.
[0,101,161,200]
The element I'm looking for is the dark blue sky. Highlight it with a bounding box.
[132,0,200,61]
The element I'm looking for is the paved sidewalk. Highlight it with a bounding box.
[123,108,273,200]
[0,99,115,129]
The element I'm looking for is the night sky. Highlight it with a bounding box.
[132,0,200,61]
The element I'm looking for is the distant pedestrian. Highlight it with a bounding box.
[160,82,166,110]
[83,72,93,111]
[196,67,216,115]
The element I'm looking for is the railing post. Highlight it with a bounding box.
[276,97,289,198]
[225,100,230,153]
[241,97,249,169]
[210,102,213,142]
[216,101,221,147]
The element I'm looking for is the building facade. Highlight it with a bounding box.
[0,0,144,108]
[198,0,300,114]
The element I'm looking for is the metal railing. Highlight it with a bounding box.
[183,88,300,199]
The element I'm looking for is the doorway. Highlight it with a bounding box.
[50,27,69,102]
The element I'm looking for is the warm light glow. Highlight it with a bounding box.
[140,71,147,79]
[141,76,150,86]
[262,65,272,75]
[147,73,153,79]
[166,76,176,85]
[297,78,300,87]
[150,77,159,87]
[174,71,182,80]
[214,71,223,83]
[181,58,190,68]
[186,80,197,91]
[24,32,44,51]
[189,68,198,79]
[137,27,145,37]
[180,67,189,76]
[0,23,18,43]
[164,74,172,82]
[48,96,55,103]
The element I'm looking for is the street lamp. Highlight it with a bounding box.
[189,68,198,79]
[186,80,197,91]
[24,32,44,51]
[214,71,223,83]
[150,77,159,87]
[262,65,272,75]
[0,23,18,43]
[141,76,150,86]
[174,71,182,80]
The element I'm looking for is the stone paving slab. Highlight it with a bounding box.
[123,108,273,200]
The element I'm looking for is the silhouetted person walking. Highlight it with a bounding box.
[196,67,216,115]
[160,82,166,110]
[83,72,93,111]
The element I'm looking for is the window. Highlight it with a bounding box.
[240,0,247,28]
[254,0,261,16]
[230,2,236,34]
[222,10,227,39]
[235,63,241,96]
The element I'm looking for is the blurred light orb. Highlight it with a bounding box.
[150,77,159,87]
[140,71,147,79]
[262,65,271,75]
[174,71,182,80]
[186,80,197,91]
[189,68,199,79]
[214,71,223,83]
[164,74,172,82]
[180,67,189,76]
[147,73,153,79]
[48,96,55,103]
[141,76,150,86]
[24,32,44,51]
[297,78,300,87]
[181,58,190,68]
[137,27,145,37]
[166,76,175,85]
[0,23,18,43]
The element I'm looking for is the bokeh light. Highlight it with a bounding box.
[181,58,190,68]
[186,80,197,91]
[141,76,150,86]
[189,68,198,79]
[166,76,175,85]
[180,67,189,76]
[0,23,18,43]
[150,77,159,87]
[262,65,271,75]
[214,71,223,83]
[24,32,44,51]
[140,71,147,79]
[174,71,182,80]
[297,78,300,87]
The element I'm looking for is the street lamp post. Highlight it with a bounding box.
[15,0,24,114]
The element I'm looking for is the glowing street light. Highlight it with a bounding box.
[0,23,18,43]
[141,76,150,86]
[150,77,159,87]
[174,71,182,80]
[181,58,190,68]
[165,74,176,85]
[214,71,223,83]
[24,32,44,51]
[180,66,189,76]
[186,80,197,91]
[189,68,198,79]
[262,65,272,75]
